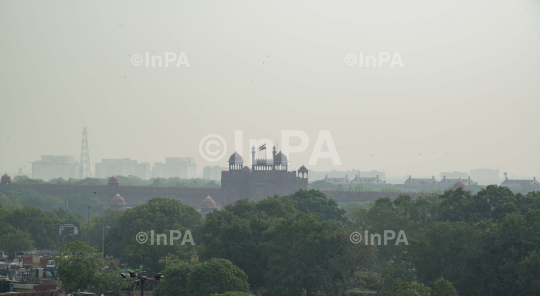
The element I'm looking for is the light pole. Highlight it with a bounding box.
[120,271,163,296]
[65,197,70,212]
[102,225,110,256]
[82,205,95,246]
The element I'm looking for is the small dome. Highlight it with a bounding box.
[1,173,11,182]
[241,166,251,172]
[110,193,126,206]
[228,152,243,163]
[201,195,217,208]
[453,181,466,191]
[108,176,119,184]
[298,165,308,172]
[274,152,288,164]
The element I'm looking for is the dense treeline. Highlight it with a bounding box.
[1,186,540,295]
[349,186,540,295]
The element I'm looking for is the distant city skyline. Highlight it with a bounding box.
[1,0,539,180]
[6,150,535,186]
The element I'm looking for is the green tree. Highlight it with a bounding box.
[518,250,540,295]
[286,189,346,222]
[6,189,63,210]
[56,241,102,291]
[261,213,348,296]
[201,196,298,289]
[56,241,128,294]
[387,279,431,296]
[379,260,413,293]
[0,193,20,209]
[338,201,373,213]
[121,228,196,275]
[79,209,121,251]
[213,292,252,296]
[349,196,432,263]
[5,206,59,249]
[467,209,540,296]
[407,221,476,292]
[153,259,196,296]
[92,266,131,296]
[105,198,203,266]
[68,191,108,217]
[13,175,45,184]
[0,228,34,259]
[186,258,249,296]
[432,277,458,296]
[308,180,337,190]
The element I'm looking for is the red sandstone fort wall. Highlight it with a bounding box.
[0,182,428,209]
[320,190,430,202]
[0,183,221,208]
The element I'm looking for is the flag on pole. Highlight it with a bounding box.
[259,143,266,152]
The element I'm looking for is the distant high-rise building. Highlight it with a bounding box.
[31,155,80,181]
[203,165,227,181]
[152,157,197,179]
[440,171,468,180]
[95,158,151,179]
[470,169,500,185]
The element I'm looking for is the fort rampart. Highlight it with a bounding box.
[0,182,428,209]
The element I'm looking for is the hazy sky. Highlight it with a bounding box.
[1,0,539,180]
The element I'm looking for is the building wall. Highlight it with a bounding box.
[309,170,386,182]
[308,170,361,181]
[152,157,197,179]
[31,156,79,180]
[95,159,151,179]
[470,169,500,185]
[0,178,431,210]
[203,165,227,181]
[321,190,431,202]
[221,170,309,204]
[0,182,219,209]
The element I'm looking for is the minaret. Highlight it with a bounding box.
[251,146,256,171]
[272,146,277,170]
